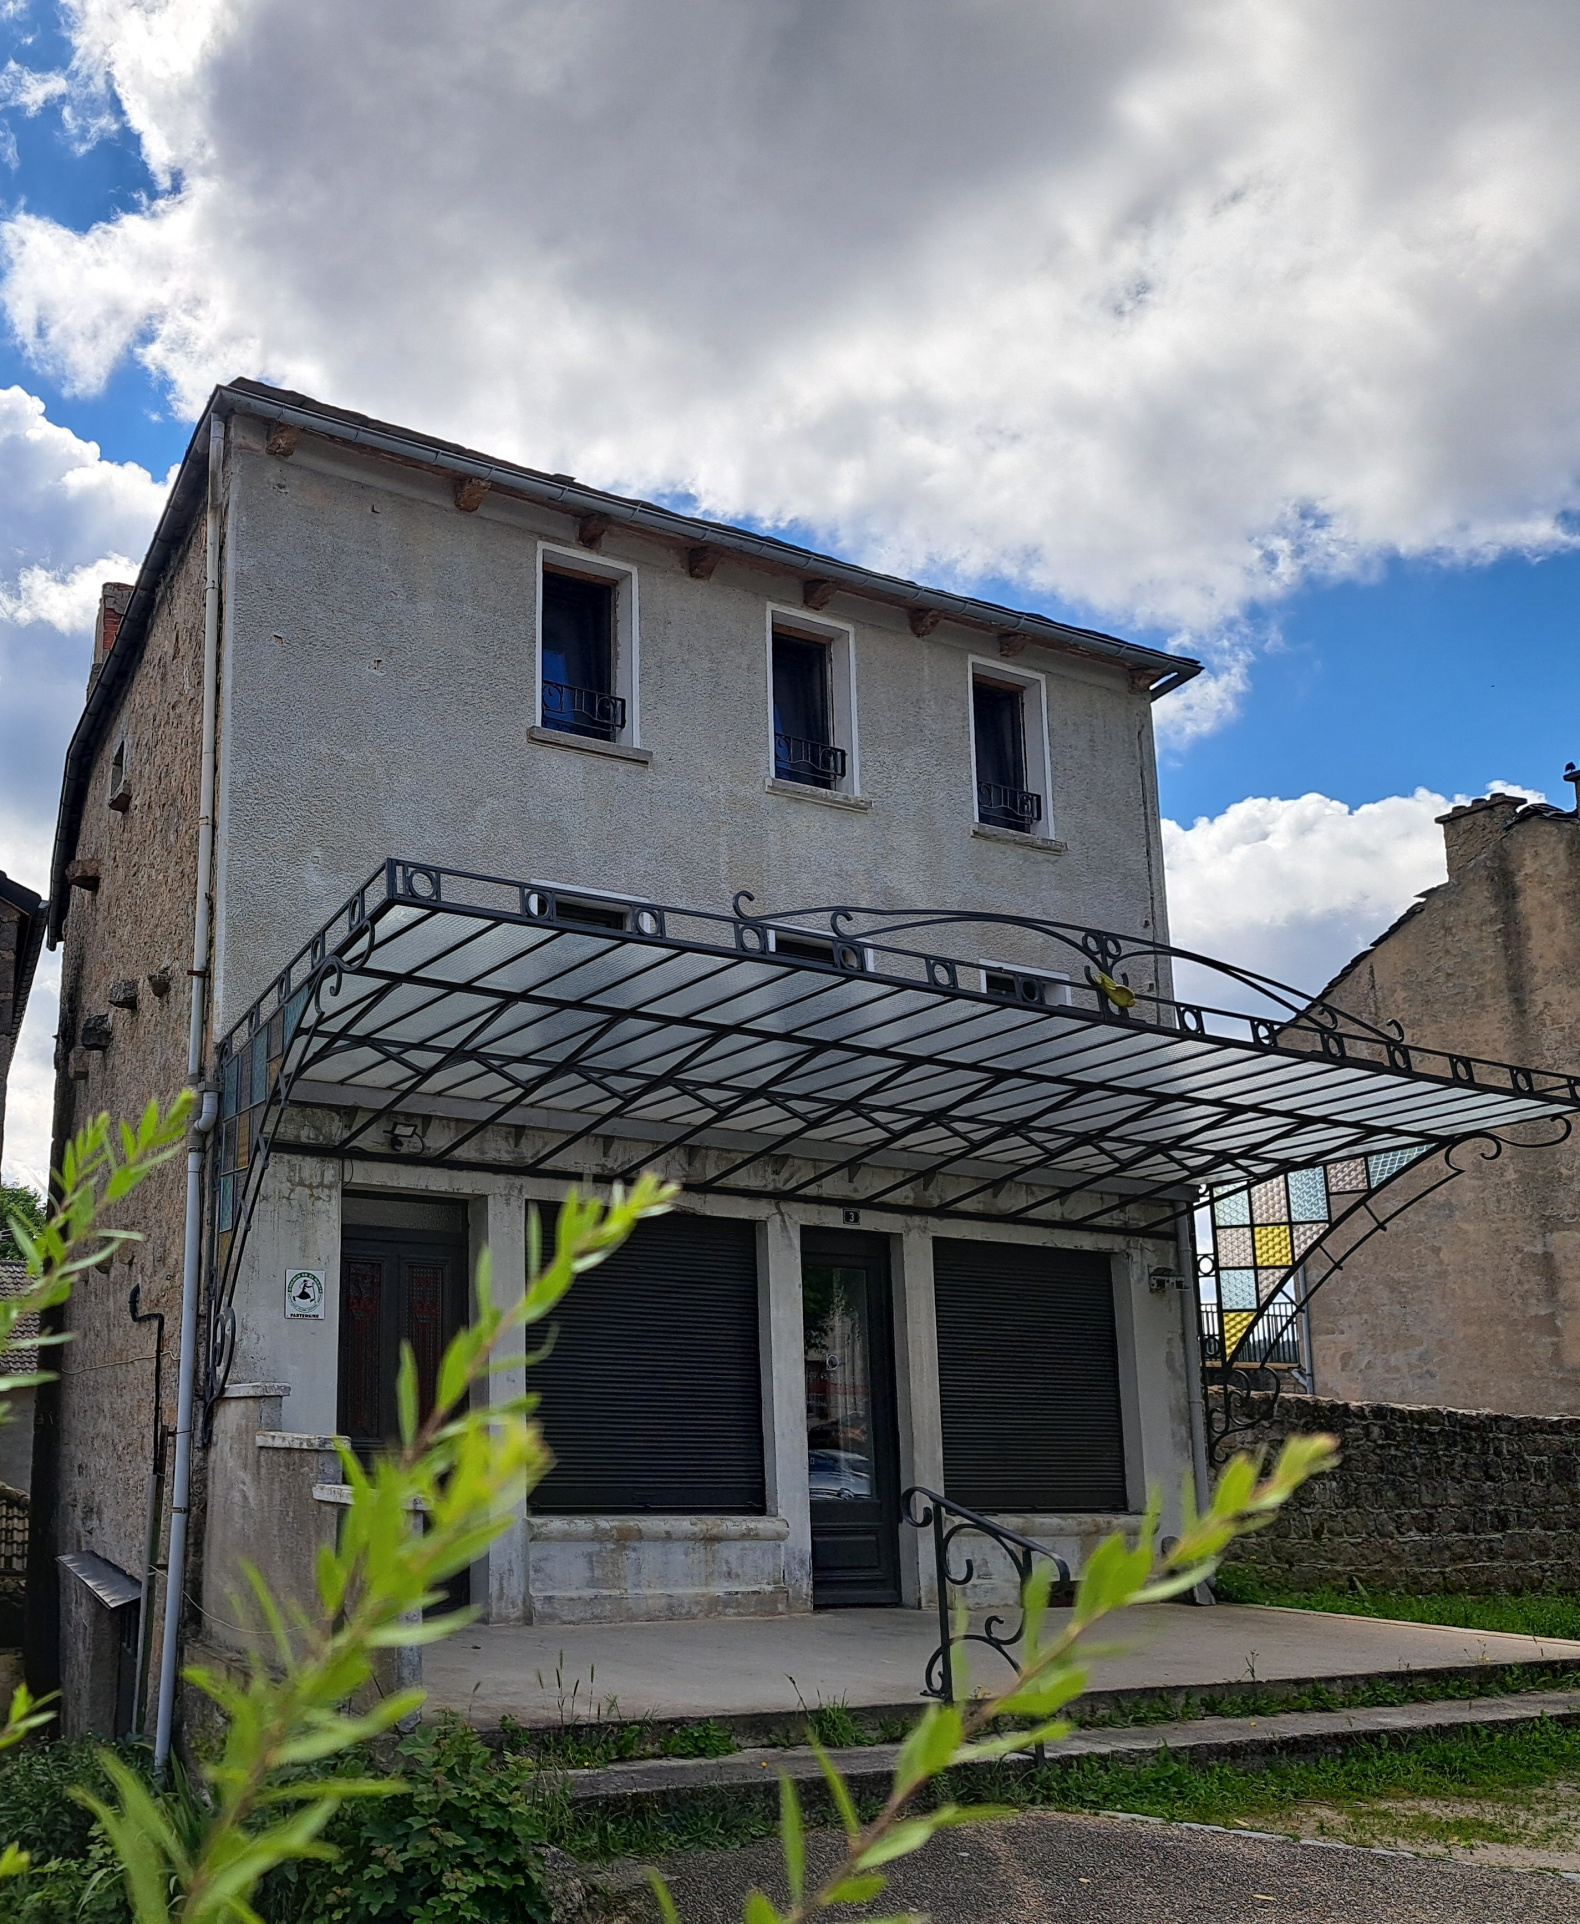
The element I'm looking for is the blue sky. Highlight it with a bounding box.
[4,0,1580,1183]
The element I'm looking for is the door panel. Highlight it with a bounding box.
[803,1229,902,1606]
[338,1228,468,1450]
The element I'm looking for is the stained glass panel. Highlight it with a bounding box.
[1288,1167,1329,1222]
[1368,1146,1425,1186]
[1327,1159,1367,1192]
[1217,1225,1254,1266]
[1219,1269,1257,1308]
[1253,1224,1294,1268]
[1250,1177,1287,1224]
[1214,1189,1251,1227]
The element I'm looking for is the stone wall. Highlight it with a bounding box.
[1214,1389,1580,1595]
[1305,797,1580,1417]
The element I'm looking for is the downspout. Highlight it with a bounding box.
[153,412,225,1776]
[128,1286,166,1739]
[1176,1204,1214,1584]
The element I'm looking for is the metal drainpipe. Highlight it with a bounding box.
[128,1286,166,1738]
[1176,1205,1215,1602]
[152,411,226,1777]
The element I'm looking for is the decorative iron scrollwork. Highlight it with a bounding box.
[902,1487,1074,1707]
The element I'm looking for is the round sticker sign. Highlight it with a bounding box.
[284,1268,326,1320]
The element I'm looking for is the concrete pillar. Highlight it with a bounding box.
[475,1187,531,1623]
[237,1154,342,1437]
[893,1228,942,1607]
[760,1213,811,1610]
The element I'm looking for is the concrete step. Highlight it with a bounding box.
[559,1683,1580,1809]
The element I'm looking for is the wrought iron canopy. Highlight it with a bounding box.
[213,860,1580,1239]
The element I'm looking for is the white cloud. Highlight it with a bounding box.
[0,388,165,1186]
[6,0,1580,680]
[1161,781,1545,1002]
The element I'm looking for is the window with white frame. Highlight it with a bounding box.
[968,660,1051,836]
[536,546,639,747]
[766,607,858,796]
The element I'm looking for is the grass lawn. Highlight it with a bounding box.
[1214,1565,1580,1644]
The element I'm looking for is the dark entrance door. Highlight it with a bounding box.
[339,1201,470,1453]
[802,1228,902,1606]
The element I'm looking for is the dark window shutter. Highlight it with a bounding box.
[531,1212,765,1514]
[933,1240,1127,1513]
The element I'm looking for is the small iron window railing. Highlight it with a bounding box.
[542,681,626,741]
[1198,1301,1306,1369]
[977,780,1043,833]
[775,733,847,786]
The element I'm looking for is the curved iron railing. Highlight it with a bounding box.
[902,1486,1074,1706]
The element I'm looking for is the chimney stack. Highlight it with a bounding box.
[89,582,135,693]
[1436,792,1523,878]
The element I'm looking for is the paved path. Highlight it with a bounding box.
[426,1603,1580,1726]
[629,1809,1580,1922]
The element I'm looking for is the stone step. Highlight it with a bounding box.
[560,1683,1580,1807]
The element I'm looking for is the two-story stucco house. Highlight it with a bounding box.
[39,380,1569,1743]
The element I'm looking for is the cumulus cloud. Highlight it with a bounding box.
[0,387,164,1184]
[1161,780,1544,1002]
[5,0,1580,683]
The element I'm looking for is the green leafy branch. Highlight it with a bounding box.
[0,1097,196,1862]
[76,1173,677,1923]
[649,1433,1339,1924]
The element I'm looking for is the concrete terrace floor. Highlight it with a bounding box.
[423,1603,1580,1727]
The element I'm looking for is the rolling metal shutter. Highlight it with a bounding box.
[933,1239,1128,1513]
[531,1212,766,1514]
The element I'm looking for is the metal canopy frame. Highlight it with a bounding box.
[203,860,1579,1429]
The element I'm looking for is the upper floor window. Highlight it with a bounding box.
[537,548,640,747]
[766,609,858,797]
[969,662,1051,838]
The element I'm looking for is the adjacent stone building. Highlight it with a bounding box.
[0,870,44,1180]
[1305,792,1580,1414]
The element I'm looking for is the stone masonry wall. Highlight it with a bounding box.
[1214,1390,1580,1594]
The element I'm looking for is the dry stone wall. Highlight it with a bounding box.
[1214,1389,1580,1594]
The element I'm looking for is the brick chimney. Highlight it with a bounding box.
[88,581,134,693]
[1436,792,1523,878]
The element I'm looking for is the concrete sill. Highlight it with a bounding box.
[528,1515,792,1543]
[971,822,1066,853]
[257,1430,347,1451]
[315,1482,428,1511]
[528,725,653,766]
[220,1382,291,1400]
[764,778,872,812]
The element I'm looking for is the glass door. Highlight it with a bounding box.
[802,1229,902,1606]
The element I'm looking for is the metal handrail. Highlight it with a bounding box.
[902,1486,1073,1706]
[775,732,847,784]
[976,780,1042,830]
[541,681,626,739]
